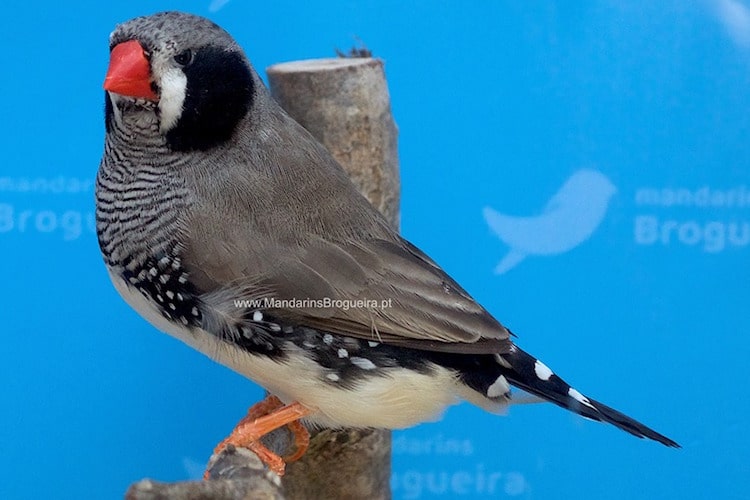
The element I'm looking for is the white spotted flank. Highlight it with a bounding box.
[350,357,376,370]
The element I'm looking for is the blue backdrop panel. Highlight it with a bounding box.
[1,1,747,498]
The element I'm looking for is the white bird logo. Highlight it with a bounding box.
[483,169,617,274]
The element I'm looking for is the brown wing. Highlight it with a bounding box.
[186,223,511,354]
[181,106,510,354]
[292,237,512,354]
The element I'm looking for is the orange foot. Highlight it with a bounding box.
[204,395,312,479]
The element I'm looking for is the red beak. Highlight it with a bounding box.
[103,40,158,100]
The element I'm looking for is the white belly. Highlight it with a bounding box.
[107,269,473,429]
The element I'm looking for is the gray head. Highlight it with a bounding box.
[110,11,241,55]
[104,11,256,151]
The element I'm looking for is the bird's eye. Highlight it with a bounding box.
[173,49,193,67]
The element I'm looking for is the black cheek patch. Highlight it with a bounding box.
[166,47,254,152]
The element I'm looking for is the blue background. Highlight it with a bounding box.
[1,1,747,498]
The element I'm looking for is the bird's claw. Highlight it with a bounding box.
[203,395,312,479]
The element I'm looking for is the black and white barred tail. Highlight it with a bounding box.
[493,346,680,447]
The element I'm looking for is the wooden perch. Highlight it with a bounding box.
[126,57,399,499]
[127,447,284,500]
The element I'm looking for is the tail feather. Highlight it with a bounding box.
[499,346,680,448]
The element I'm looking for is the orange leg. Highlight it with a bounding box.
[204,395,313,478]
[229,395,311,462]
[282,418,311,463]
[239,394,287,421]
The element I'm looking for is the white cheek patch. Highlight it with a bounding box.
[158,67,188,133]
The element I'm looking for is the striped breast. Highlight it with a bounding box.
[96,98,201,328]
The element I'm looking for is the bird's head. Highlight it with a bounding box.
[103,11,254,151]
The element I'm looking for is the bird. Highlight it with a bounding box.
[484,169,617,274]
[96,11,678,476]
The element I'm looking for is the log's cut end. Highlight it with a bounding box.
[267,57,378,74]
